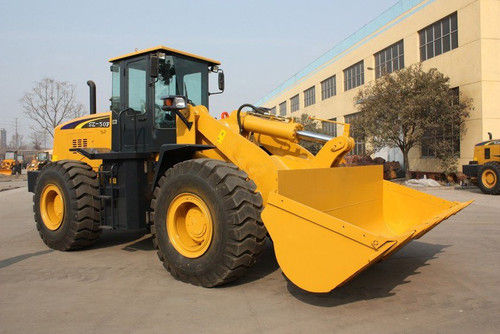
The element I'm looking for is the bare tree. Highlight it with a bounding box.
[29,130,43,150]
[21,78,84,138]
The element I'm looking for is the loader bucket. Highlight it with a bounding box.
[0,169,13,176]
[261,165,471,293]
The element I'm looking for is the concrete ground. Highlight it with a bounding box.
[0,182,499,333]
[0,174,26,192]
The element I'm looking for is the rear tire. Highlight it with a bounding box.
[478,162,500,195]
[151,158,267,287]
[34,160,101,250]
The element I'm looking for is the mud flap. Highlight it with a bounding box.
[261,165,471,293]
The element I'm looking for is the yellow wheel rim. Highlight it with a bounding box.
[482,169,497,189]
[167,193,213,258]
[40,184,65,230]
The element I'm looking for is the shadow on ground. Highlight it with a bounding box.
[0,249,54,269]
[94,231,279,285]
[455,186,483,194]
[86,231,448,300]
[286,241,449,307]
[89,230,148,250]
[122,235,155,252]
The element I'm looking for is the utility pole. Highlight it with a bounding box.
[14,118,18,150]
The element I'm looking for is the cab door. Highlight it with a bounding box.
[111,56,151,152]
[149,53,177,150]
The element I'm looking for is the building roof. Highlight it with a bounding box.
[109,45,221,65]
[255,0,433,106]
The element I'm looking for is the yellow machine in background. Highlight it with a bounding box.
[29,46,471,293]
[27,150,52,172]
[0,151,19,175]
[463,133,500,195]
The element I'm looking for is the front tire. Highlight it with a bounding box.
[34,160,101,250]
[478,162,500,195]
[151,158,267,287]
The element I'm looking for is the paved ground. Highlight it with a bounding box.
[0,174,26,192]
[0,183,499,333]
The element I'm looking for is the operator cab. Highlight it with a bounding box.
[37,152,49,161]
[108,46,223,152]
[4,151,16,160]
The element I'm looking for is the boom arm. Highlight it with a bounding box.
[175,104,353,202]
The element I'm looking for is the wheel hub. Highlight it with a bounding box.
[167,193,213,258]
[482,170,497,188]
[40,184,65,230]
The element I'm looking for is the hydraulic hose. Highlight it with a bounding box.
[236,104,267,133]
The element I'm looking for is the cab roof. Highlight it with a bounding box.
[109,45,221,65]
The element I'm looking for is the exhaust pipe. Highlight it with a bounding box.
[87,80,96,115]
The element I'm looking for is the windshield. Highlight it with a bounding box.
[5,152,15,160]
[38,152,48,160]
[154,55,208,128]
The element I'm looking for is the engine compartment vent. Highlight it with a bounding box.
[72,138,88,148]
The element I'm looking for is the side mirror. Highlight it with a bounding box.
[218,71,225,92]
[150,55,159,78]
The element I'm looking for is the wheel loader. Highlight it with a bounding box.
[462,133,500,194]
[28,46,472,293]
[27,150,52,172]
[1,151,21,175]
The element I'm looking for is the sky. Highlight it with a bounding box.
[0,0,397,143]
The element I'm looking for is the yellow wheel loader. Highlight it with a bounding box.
[27,151,52,172]
[28,46,471,293]
[462,133,500,195]
[1,151,20,175]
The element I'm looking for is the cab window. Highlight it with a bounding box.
[154,56,177,128]
[128,59,147,113]
[110,64,120,112]
[154,55,208,129]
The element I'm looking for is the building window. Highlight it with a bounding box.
[290,94,299,112]
[419,12,458,61]
[321,75,336,100]
[421,87,461,157]
[279,101,287,116]
[304,86,315,107]
[322,118,337,137]
[375,40,404,78]
[269,107,276,115]
[344,61,364,91]
[344,112,366,155]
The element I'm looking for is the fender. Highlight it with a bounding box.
[152,144,214,192]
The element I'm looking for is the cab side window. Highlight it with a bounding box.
[110,64,120,113]
[128,59,147,113]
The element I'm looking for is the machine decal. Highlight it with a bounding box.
[81,117,110,128]
[217,129,226,143]
[61,116,110,130]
